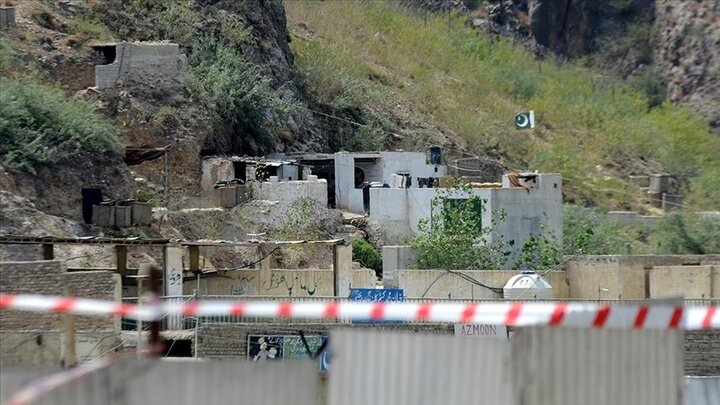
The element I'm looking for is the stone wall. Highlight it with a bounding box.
[684,330,720,376]
[0,261,121,332]
[196,322,454,359]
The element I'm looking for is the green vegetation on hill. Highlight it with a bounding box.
[0,40,120,174]
[286,1,720,210]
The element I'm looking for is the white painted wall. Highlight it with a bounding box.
[379,151,446,182]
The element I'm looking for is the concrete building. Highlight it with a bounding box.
[92,42,187,90]
[369,172,563,254]
[333,151,447,213]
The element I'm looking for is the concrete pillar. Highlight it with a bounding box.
[333,244,353,297]
[164,245,184,330]
[382,246,415,289]
[164,245,184,296]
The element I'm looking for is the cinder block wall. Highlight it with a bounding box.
[684,330,720,376]
[196,323,453,359]
[0,261,120,332]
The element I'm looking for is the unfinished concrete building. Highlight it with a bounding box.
[92,42,187,89]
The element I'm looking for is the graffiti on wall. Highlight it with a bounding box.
[229,276,255,296]
[247,335,324,361]
[264,273,319,296]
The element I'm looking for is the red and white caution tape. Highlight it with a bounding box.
[0,293,717,330]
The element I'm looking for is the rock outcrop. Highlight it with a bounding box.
[654,0,720,130]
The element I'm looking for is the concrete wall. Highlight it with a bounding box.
[253,177,328,208]
[184,268,376,297]
[650,265,714,299]
[378,151,446,181]
[334,153,355,210]
[95,42,187,89]
[489,174,563,264]
[335,151,447,212]
[0,331,120,368]
[566,255,720,299]
[0,261,121,332]
[390,254,719,299]
[196,322,453,359]
[201,158,235,194]
[397,269,568,299]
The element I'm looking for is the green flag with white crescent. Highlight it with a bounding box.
[515,110,535,130]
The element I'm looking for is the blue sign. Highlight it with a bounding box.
[319,337,330,372]
[349,288,404,324]
[349,288,404,302]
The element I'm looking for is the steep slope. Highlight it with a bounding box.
[286,1,719,209]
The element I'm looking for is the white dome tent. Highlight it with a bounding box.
[502,270,553,299]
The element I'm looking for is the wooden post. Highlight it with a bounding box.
[258,243,273,293]
[189,245,200,274]
[42,243,54,260]
[115,245,127,277]
[63,286,76,367]
[163,147,169,205]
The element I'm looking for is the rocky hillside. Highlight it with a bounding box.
[1,0,718,243]
[474,0,719,131]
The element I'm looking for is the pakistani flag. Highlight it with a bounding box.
[515,110,535,130]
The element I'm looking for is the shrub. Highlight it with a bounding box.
[352,238,382,271]
[186,37,296,150]
[562,205,644,255]
[0,77,121,174]
[651,212,720,254]
[409,185,510,269]
[278,197,328,240]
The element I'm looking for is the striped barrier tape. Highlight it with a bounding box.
[0,293,717,330]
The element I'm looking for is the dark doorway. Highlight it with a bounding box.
[298,159,336,208]
[164,339,193,357]
[233,161,247,183]
[81,188,102,224]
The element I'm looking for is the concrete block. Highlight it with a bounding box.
[382,245,415,288]
[649,174,670,194]
[131,202,152,225]
[0,7,16,29]
[114,206,132,228]
[216,186,237,208]
[93,205,114,227]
